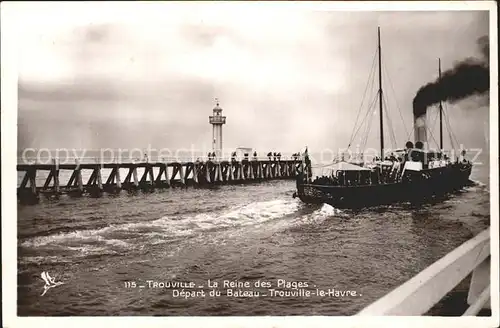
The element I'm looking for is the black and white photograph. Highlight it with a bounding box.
[1,1,498,327]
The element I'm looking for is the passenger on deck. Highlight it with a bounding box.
[370,169,379,185]
[390,161,401,182]
[380,165,389,183]
[404,141,414,161]
[337,171,345,186]
[460,150,468,163]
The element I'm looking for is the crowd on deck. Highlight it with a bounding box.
[309,141,457,187]
[311,163,403,187]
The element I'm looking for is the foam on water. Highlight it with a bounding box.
[19,255,74,265]
[21,229,130,248]
[20,198,300,255]
[203,198,300,226]
[302,203,341,224]
[464,180,489,193]
[319,203,337,216]
[471,180,487,187]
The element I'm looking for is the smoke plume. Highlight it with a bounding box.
[413,36,489,118]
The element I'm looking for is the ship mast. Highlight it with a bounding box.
[438,58,443,150]
[378,27,384,159]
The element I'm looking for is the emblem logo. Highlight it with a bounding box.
[40,271,64,296]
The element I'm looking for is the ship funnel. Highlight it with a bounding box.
[413,104,427,148]
[413,116,427,147]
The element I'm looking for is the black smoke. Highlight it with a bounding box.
[413,36,489,118]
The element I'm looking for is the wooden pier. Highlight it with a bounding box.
[17,158,303,204]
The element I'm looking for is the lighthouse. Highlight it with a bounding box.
[209,98,226,158]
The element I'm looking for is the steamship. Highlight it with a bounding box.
[294,28,473,209]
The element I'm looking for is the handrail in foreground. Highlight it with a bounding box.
[357,227,490,316]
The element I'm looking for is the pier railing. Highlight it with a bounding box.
[17,155,304,165]
[356,228,491,316]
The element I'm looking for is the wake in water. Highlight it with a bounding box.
[287,203,343,227]
[464,179,489,193]
[19,198,302,263]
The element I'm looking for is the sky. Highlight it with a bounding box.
[13,3,491,155]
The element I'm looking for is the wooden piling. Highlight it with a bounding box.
[230,163,235,181]
[148,166,154,184]
[76,168,83,192]
[96,166,103,190]
[249,162,254,180]
[193,163,199,184]
[53,159,60,193]
[140,166,149,184]
[216,163,222,183]
[164,161,171,187]
[105,168,116,186]
[221,164,228,182]
[243,163,247,180]
[88,169,96,186]
[234,163,240,180]
[43,170,54,189]
[179,164,185,185]
[20,171,29,189]
[132,167,139,187]
[67,170,76,189]
[115,166,122,188]
[29,168,37,195]
[211,163,217,182]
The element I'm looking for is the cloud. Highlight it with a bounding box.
[15,7,490,153]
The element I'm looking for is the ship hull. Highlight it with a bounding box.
[295,163,472,209]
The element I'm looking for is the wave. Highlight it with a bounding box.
[470,179,487,187]
[20,199,300,252]
[196,199,300,226]
[464,180,489,193]
[19,255,74,265]
[318,203,337,216]
[21,229,131,248]
[292,203,342,226]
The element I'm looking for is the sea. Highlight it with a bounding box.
[17,151,491,316]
